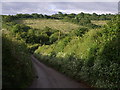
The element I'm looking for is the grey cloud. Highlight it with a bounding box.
[2,2,57,15]
[50,2,118,13]
[2,2,118,15]
[2,0,120,2]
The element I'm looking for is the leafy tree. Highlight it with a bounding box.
[99,14,106,20]
[12,24,30,33]
[39,14,44,18]
[74,27,88,37]
[79,18,91,25]
[49,32,59,43]
[92,13,98,20]
[31,13,40,18]
[2,15,15,22]
[39,34,49,44]
[43,26,53,36]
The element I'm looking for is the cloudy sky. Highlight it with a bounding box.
[1,1,119,15]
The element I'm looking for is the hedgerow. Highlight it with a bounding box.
[34,15,120,88]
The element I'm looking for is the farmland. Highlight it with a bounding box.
[91,20,109,26]
[15,19,80,33]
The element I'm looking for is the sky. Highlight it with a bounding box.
[1,0,120,2]
[1,1,119,15]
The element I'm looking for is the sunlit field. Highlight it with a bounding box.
[91,20,109,26]
[16,19,80,33]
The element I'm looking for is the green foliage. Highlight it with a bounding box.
[8,22,60,45]
[2,15,15,22]
[43,26,53,36]
[49,32,59,43]
[78,18,91,25]
[2,12,115,23]
[27,44,39,54]
[2,34,34,88]
[63,15,100,28]
[39,33,49,44]
[34,16,120,88]
[73,27,88,37]
[2,13,119,88]
[53,36,71,53]
[12,24,30,33]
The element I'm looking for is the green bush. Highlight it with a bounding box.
[49,32,59,43]
[27,44,39,54]
[2,34,34,88]
[34,16,120,88]
[74,27,88,37]
[12,24,30,33]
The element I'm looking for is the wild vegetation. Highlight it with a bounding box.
[2,33,34,88]
[2,12,120,88]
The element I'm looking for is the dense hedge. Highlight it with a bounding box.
[34,16,120,88]
[2,34,34,88]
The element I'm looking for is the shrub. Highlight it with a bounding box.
[2,34,34,88]
[74,27,88,37]
[34,16,120,88]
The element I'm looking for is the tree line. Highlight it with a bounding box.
[2,12,115,22]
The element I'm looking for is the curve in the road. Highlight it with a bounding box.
[30,55,88,88]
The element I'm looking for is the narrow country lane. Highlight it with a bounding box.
[30,55,88,88]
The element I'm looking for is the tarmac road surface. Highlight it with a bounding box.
[30,55,88,88]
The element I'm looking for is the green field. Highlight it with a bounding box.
[91,20,108,26]
[16,19,80,33]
